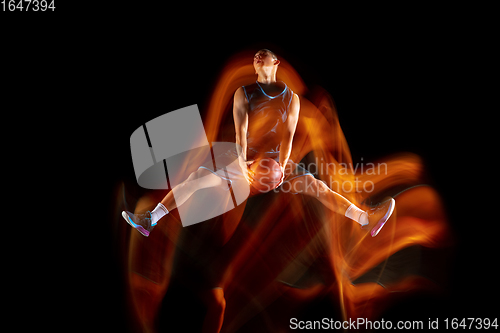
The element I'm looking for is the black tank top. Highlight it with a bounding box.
[242,81,294,160]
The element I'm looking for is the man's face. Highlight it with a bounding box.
[253,50,276,72]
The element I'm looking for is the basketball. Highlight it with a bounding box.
[248,158,283,195]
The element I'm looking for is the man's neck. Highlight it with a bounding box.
[256,71,276,84]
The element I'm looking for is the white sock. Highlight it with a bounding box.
[151,203,169,225]
[345,204,369,226]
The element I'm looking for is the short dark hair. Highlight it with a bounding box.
[256,49,278,60]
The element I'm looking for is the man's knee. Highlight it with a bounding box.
[187,168,206,181]
[187,169,222,188]
[315,178,329,193]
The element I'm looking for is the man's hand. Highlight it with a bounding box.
[239,158,255,184]
[276,162,286,188]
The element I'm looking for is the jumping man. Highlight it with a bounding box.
[122,49,394,238]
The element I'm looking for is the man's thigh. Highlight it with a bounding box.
[280,160,320,195]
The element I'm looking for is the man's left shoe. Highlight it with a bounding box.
[362,198,396,237]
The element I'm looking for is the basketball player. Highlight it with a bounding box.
[122,49,395,333]
[123,49,394,238]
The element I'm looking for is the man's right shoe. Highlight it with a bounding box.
[122,210,155,237]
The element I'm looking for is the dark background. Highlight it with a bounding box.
[99,26,495,331]
[3,5,494,331]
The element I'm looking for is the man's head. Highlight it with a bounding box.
[253,49,280,75]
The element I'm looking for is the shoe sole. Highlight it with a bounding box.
[122,211,150,237]
[370,198,395,237]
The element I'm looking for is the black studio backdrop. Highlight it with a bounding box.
[88,19,493,332]
[2,5,492,331]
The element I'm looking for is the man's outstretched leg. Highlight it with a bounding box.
[122,168,230,236]
[287,175,395,237]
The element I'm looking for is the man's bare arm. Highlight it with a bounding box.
[279,93,300,170]
[233,87,249,162]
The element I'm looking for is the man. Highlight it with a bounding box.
[122,49,395,333]
[123,49,394,238]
